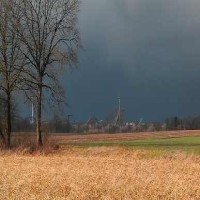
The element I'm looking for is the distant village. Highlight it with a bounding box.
[9,98,200,134]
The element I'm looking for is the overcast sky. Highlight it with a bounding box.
[63,0,200,122]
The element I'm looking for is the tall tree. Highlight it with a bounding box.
[0,0,24,148]
[14,0,80,147]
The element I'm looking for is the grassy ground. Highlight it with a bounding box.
[2,131,200,199]
[1,147,200,199]
[62,136,200,154]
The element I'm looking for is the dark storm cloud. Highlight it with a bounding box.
[64,0,200,122]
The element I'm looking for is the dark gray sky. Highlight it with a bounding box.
[64,0,200,122]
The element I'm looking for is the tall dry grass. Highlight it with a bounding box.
[0,147,200,199]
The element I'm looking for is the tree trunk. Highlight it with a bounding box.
[6,92,11,149]
[36,84,43,148]
[0,129,6,148]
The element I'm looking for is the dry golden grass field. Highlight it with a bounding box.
[1,147,200,199]
[2,130,200,199]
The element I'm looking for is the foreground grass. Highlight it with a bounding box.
[63,136,200,154]
[0,147,200,199]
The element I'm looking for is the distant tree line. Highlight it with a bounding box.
[66,116,200,134]
[165,116,200,130]
[2,105,200,137]
[11,116,71,134]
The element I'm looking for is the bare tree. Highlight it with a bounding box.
[14,0,80,147]
[0,0,25,148]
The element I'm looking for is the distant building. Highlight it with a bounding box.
[87,116,99,129]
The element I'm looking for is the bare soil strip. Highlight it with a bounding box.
[52,130,200,144]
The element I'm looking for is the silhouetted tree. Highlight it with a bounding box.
[0,0,25,148]
[14,0,80,147]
